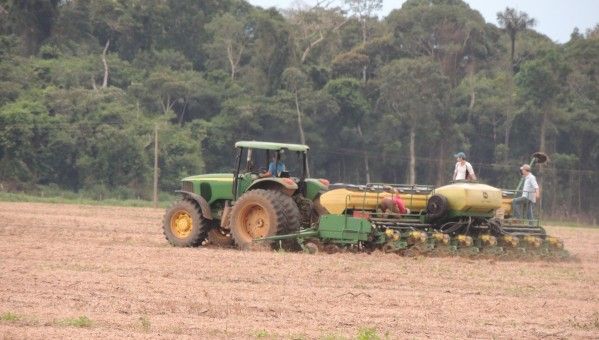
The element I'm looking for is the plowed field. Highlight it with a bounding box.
[1,202,598,339]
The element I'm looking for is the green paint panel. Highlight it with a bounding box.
[198,181,234,204]
[304,179,327,200]
[183,173,233,181]
[237,173,255,196]
[317,215,372,242]
[182,173,235,204]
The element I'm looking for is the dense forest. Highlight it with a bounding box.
[0,0,598,222]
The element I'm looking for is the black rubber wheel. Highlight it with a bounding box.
[280,192,301,235]
[279,192,302,251]
[163,199,208,247]
[426,194,449,222]
[230,189,300,250]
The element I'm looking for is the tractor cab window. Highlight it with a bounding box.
[277,150,304,179]
[239,148,305,179]
[263,150,286,177]
[243,148,268,174]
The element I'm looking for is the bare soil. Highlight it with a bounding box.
[1,202,598,339]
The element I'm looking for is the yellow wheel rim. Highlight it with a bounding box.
[240,204,270,238]
[170,210,193,238]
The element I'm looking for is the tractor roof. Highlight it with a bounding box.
[235,141,309,152]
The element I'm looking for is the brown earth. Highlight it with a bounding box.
[0,202,598,339]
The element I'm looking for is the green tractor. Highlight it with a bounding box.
[162,141,329,249]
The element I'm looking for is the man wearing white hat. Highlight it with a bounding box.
[512,164,540,220]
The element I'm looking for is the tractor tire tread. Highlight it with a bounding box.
[230,189,299,250]
[162,199,208,247]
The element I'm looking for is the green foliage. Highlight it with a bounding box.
[386,0,490,85]
[158,122,205,191]
[254,329,270,338]
[516,50,567,107]
[325,78,369,125]
[205,13,250,79]
[57,315,92,328]
[0,0,597,221]
[0,190,175,208]
[246,9,293,95]
[377,57,450,183]
[497,7,536,63]
[0,97,57,182]
[356,327,382,340]
[139,316,151,332]
[1,312,20,321]
[331,52,369,79]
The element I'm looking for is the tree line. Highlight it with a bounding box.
[0,0,598,222]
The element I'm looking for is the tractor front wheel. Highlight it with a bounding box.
[163,199,208,247]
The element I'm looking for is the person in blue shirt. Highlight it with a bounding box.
[261,153,286,177]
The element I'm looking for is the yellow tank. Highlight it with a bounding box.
[319,188,428,215]
[433,183,502,214]
[501,197,513,217]
[320,183,502,216]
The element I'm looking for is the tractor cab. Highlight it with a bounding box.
[232,141,327,201]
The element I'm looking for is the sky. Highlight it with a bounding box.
[246,0,599,43]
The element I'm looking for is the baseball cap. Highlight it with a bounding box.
[454,152,466,159]
[520,164,531,171]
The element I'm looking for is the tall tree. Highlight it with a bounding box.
[454,70,514,162]
[386,0,490,87]
[378,58,449,184]
[205,13,250,80]
[497,7,536,67]
[344,0,382,82]
[344,0,382,44]
[242,9,293,95]
[516,50,569,153]
[286,4,348,64]
[0,0,60,55]
[282,67,308,146]
[326,78,372,182]
[131,68,209,125]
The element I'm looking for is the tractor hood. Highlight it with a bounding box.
[182,173,234,182]
[180,173,235,204]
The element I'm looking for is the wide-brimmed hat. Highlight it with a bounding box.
[454,152,466,159]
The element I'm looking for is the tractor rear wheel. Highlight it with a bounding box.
[230,189,300,250]
[163,199,208,247]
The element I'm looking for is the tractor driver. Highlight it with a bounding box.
[260,152,286,177]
